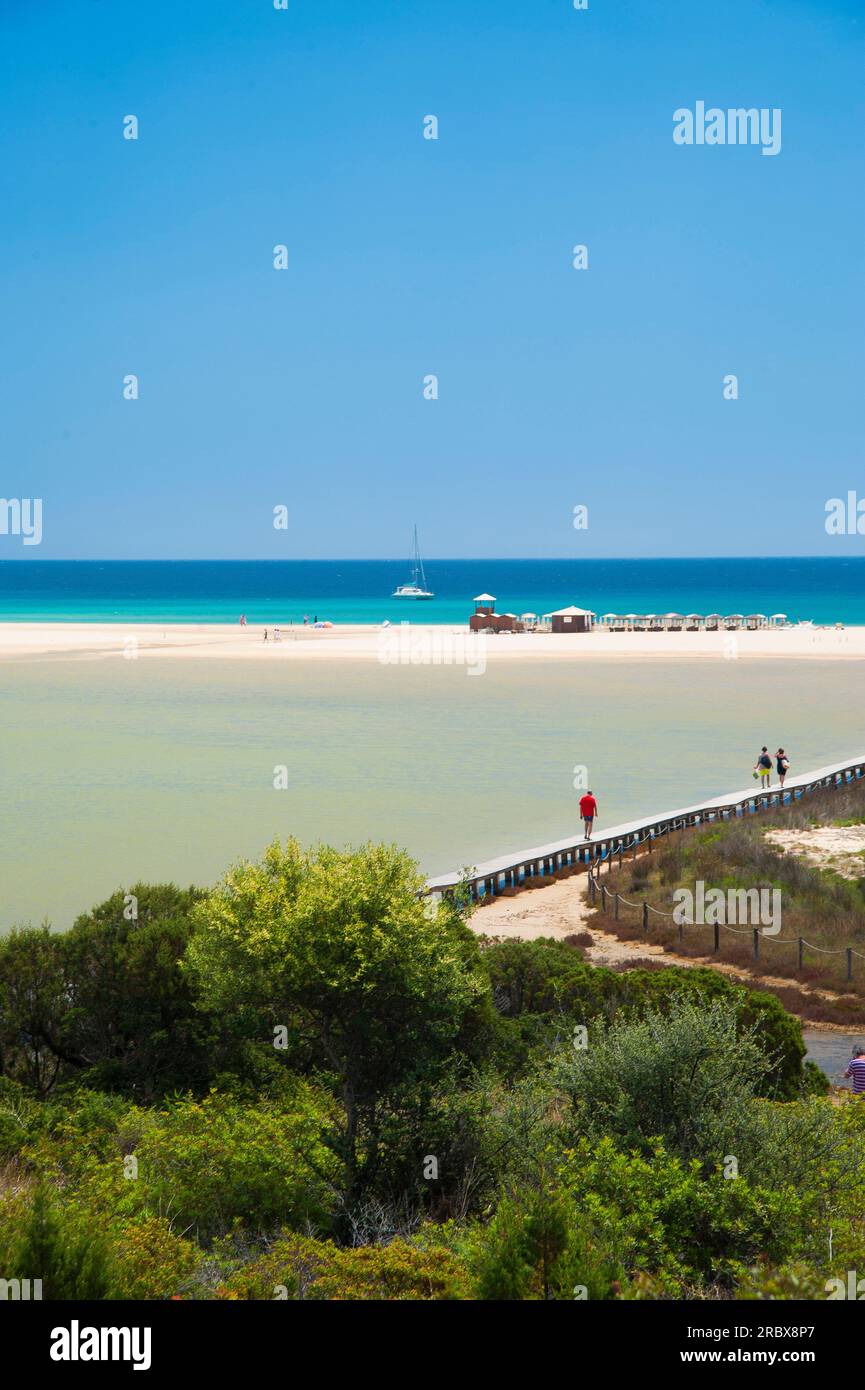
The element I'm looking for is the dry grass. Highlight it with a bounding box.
[587,777,865,1014]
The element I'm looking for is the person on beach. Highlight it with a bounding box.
[754,747,772,789]
[776,747,790,787]
[579,790,598,839]
[843,1048,865,1096]
[239,614,247,627]
[263,629,268,643]
[273,626,281,643]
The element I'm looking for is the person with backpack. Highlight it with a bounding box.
[776,747,790,788]
[754,746,772,789]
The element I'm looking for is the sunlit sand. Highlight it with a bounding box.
[1,621,863,662]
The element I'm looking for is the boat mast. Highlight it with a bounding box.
[412,524,426,589]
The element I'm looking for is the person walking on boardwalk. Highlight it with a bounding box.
[580,789,598,839]
[776,747,790,788]
[754,746,772,789]
[843,1047,865,1096]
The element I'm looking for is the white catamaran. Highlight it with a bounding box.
[392,525,434,599]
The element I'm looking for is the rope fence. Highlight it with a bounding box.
[587,860,865,983]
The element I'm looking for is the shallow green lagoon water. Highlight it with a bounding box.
[1,656,863,929]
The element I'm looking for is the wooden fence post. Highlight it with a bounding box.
[847,947,853,983]
[753,928,759,960]
[713,921,720,953]
[642,902,648,934]
[798,937,804,971]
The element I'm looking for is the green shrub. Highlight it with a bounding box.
[127,1086,342,1241]
[221,1231,471,1300]
[12,1186,113,1300]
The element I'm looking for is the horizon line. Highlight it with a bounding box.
[1,555,864,565]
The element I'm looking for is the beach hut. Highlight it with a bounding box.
[685,613,703,631]
[745,613,767,630]
[663,612,685,631]
[602,612,618,629]
[542,605,595,633]
[724,614,744,630]
[470,595,521,633]
[704,613,722,631]
[520,612,539,629]
[770,613,787,627]
[497,612,524,634]
[645,613,663,632]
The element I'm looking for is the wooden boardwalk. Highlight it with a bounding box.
[426,754,865,901]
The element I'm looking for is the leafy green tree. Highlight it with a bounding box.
[184,840,490,1207]
[62,883,211,1098]
[0,927,69,1094]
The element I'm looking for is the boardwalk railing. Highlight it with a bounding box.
[425,754,865,903]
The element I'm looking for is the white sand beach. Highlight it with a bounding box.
[1,621,864,662]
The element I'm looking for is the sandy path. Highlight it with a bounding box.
[471,874,862,1023]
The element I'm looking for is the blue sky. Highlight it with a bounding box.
[0,0,862,558]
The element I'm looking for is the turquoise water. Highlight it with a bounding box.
[2,654,864,931]
[2,558,865,624]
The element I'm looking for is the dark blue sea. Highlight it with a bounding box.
[1,558,864,625]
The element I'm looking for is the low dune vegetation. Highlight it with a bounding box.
[591,778,865,1019]
[0,838,861,1301]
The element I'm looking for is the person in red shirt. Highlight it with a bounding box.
[579,790,598,839]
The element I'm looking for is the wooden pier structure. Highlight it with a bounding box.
[425,755,865,902]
